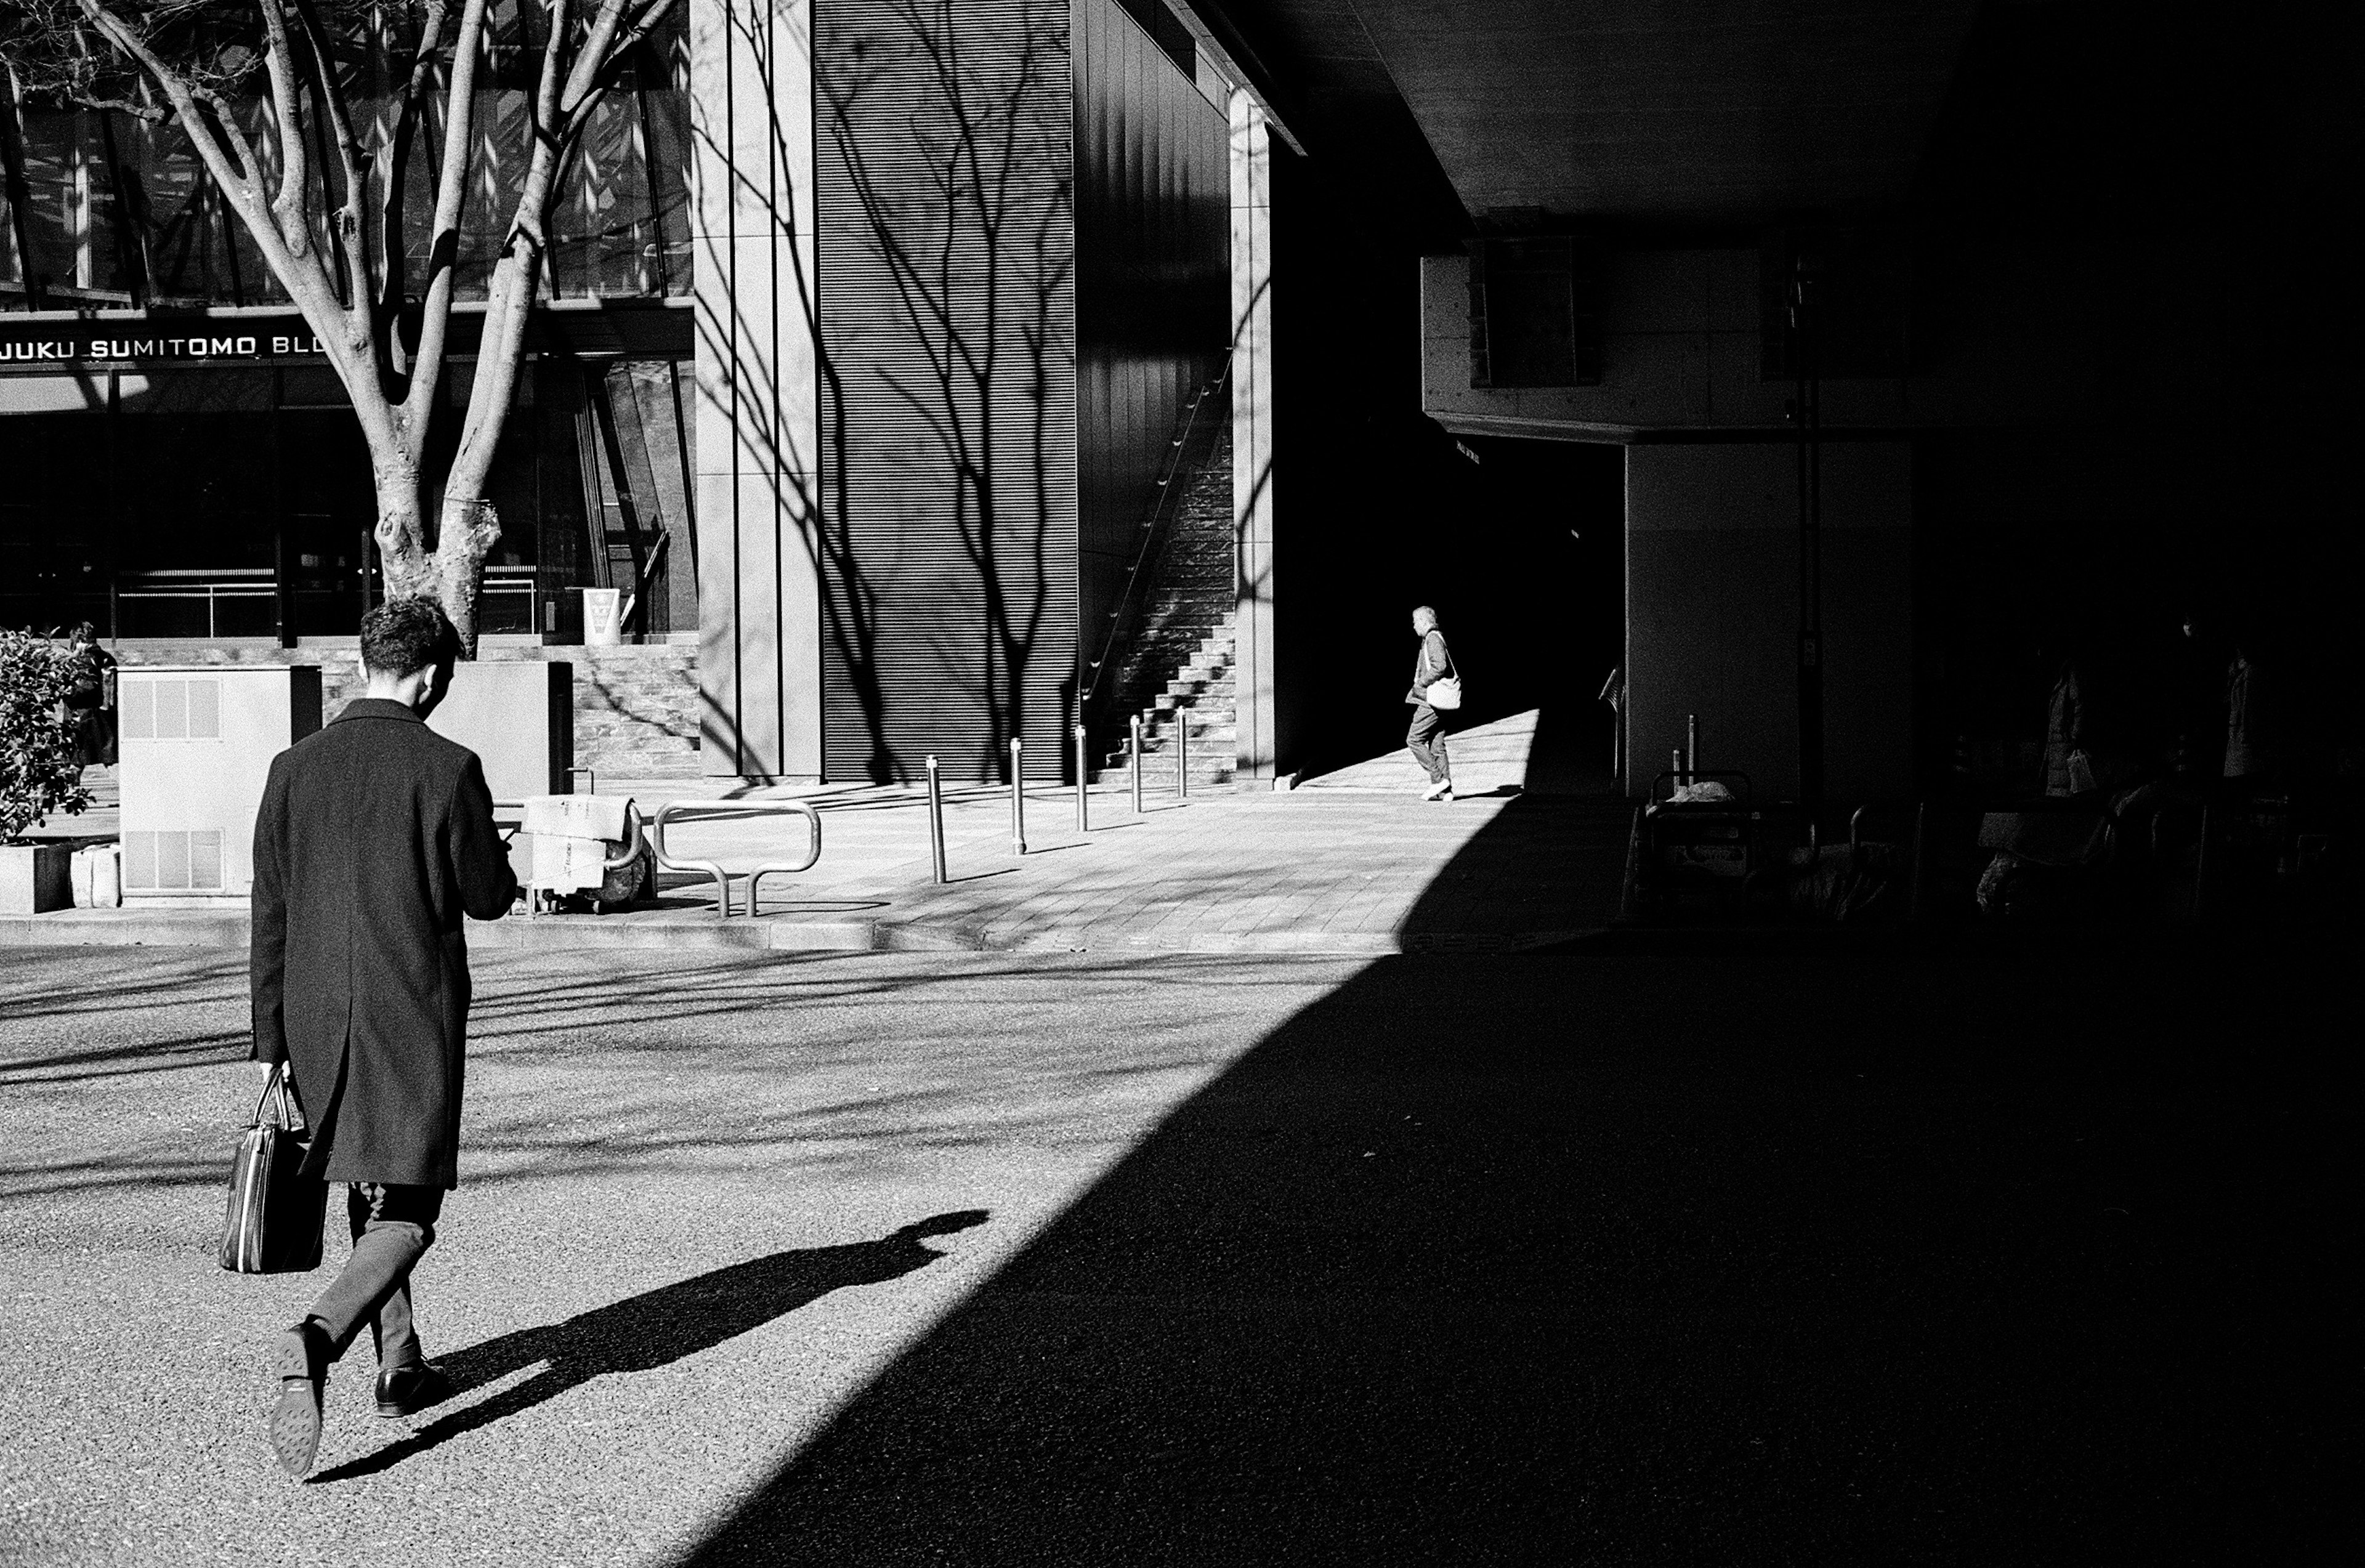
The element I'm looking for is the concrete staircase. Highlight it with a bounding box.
[1091,414,1238,791]
[1098,617,1238,791]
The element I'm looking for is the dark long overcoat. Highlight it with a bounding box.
[250,698,517,1188]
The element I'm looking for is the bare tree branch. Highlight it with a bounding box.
[375,0,450,342]
[290,0,373,354]
[253,0,313,257]
[398,0,488,439]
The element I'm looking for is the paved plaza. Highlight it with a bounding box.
[2,712,2352,1564]
[6,713,1630,955]
[4,928,2352,1563]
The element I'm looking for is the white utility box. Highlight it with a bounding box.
[428,660,573,800]
[118,665,321,905]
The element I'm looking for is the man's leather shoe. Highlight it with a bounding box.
[375,1360,453,1420]
[268,1322,328,1477]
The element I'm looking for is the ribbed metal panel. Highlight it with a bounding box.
[1072,0,1229,666]
[815,0,1079,782]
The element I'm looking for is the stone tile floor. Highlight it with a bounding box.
[8,711,1631,953]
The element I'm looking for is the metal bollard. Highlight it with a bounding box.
[926,754,947,884]
[1074,724,1089,831]
[1686,713,1698,782]
[1177,713,1190,799]
[1010,737,1027,854]
[1908,800,1928,922]
[1130,714,1145,815]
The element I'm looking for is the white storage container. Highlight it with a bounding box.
[71,843,122,908]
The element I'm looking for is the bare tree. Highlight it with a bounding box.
[0,0,676,652]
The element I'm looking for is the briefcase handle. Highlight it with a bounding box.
[250,1062,310,1136]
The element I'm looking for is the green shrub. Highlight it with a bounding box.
[0,630,91,843]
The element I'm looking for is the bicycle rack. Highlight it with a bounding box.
[647,799,823,918]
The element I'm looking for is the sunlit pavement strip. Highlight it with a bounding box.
[6,713,1627,954]
[0,947,1370,1567]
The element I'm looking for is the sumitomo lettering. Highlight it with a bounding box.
[0,326,321,362]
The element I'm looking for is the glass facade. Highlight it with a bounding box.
[0,9,695,641]
[0,7,693,310]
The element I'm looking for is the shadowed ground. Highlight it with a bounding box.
[3,791,2353,1564]
[679,930,2356,1566]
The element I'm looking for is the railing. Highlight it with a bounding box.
[1078,349,1235,717]
[114,570,274,639]
[108,566,540,639]
[479,568,540,636]
[647,799,822,918]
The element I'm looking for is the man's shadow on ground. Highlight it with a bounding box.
[311,1211,989,1484]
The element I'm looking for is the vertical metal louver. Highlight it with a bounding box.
[814,0,1080,783]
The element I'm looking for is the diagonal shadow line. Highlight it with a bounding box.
[306,1210,990,1485]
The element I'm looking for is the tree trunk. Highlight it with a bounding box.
[432,495,503,655]
[370,454,440,605]
[372,442,496,654]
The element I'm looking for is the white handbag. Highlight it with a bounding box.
[1424,649,1463,711]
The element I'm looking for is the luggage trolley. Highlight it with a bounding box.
[1631,770,1761,920]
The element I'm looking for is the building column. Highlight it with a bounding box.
[1229,89,1279,782]
[690,0,822,779]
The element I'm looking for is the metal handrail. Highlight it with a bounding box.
[1078,347,1235,713]
[648,799,822,918]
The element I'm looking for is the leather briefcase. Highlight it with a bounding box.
[219,1064,328,1274]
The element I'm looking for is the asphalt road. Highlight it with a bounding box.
[2,935,2354,1566]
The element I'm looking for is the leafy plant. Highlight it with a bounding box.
[0,631,94,843]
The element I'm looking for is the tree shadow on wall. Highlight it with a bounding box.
[816,0,1073,783]
[307,1211,988,1484]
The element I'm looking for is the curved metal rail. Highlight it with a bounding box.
[648,799,823,918]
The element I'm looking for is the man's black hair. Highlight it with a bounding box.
[360,597,460,679]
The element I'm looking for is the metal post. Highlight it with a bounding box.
[1009,738,1026,854]
[1672,748,1683,782]
[1177,713,1190,799]
[926,754,947,884]
[1792,252,1825,814]
[1130,714,1144,815]
[2191,803,2211,923]
[1073,724,1089,831]
[1909,801,1928,923]
[1686,713,1698,783]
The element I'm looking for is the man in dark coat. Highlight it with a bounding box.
[252,597,517,1477]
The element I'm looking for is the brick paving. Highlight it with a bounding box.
[7,711,1630,954]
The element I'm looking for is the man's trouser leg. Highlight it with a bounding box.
[304,1182,442,1369]
[1406,705,1449,783]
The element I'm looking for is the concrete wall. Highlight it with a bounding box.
[1419,246,2102,441]
[1229,92,1279,780]
[1625,442,1912,802]
[690,0,822,779]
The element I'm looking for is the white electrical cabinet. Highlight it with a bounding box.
[118,666,321,905]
